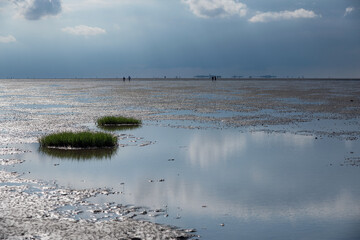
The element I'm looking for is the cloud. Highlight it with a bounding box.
[10,0,61,20]
[182,0,247,18]
[61,25,106,36]
[0,35,16,43]
[249,8,318,23]
[344,7,354,16]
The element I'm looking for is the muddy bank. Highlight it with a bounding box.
[0,162,191,239]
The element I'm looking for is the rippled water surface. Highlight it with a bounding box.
[1,79,360,239]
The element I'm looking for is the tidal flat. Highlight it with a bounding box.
[1,78,360,239]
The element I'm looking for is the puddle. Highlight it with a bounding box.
[276,97,326,105]
[8,124,360,240]
[0,182,24,187]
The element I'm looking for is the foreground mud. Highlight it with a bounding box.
[0,163,190,239]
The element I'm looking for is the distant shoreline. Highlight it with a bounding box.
[1,77,360,81]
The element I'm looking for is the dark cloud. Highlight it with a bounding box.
[348,0,360,7]
[12,0,62,20]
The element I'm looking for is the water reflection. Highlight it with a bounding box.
[39,147,117,161]
[188,133,246,168]
[250,132,314,147]
[14,126,360,240]
[123,178,360,221]
[181,130,360,222]
[187,131,314,168]
[97,125,141,132]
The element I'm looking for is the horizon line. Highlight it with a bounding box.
[1,77,360,81]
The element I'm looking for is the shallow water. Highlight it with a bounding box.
[7,124,360,239]
[1,78,360,239]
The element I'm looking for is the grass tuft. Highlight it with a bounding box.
[97,116,142,126]
[39,131,118,149]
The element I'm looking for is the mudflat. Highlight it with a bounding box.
[0,78,359,239]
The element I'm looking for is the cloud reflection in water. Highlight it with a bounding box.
[182,131,360,222]
[187,131,314,168]
[188,132,246,168]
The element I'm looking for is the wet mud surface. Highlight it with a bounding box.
[0,78,360,239]
[1,79,359,144]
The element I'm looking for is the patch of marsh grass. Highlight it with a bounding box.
[39,131,117,149]
[97,116,142,126]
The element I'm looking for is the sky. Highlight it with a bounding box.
[0,0,359,78]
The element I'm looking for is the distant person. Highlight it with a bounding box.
[123,77,125,82]
[128,76,131,81]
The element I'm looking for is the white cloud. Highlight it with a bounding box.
[61,25,106,36]
[249,8,318,23]
[344,7,354,16]
[182,0,247,18]
[0,35,16,43]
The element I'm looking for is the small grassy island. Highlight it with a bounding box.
[39,131,118,149]
[97,116,142,126]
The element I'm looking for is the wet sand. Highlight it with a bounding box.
[0,78,359,239]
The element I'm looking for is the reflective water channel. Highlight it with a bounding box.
[6,124,360,239]
[1,79,360,239]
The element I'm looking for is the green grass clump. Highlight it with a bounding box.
[39,131,117,149]
[97,116,142,126]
